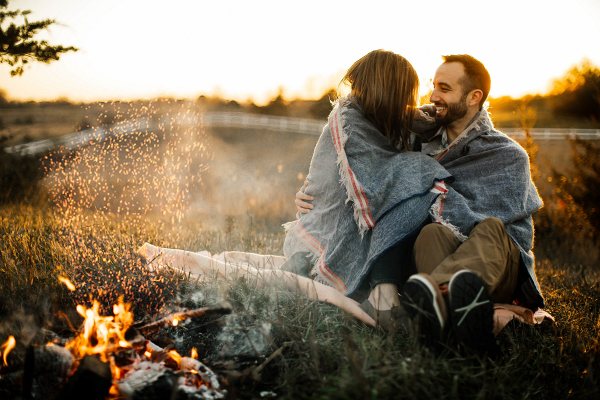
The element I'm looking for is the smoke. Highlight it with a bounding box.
[194,125,317,230]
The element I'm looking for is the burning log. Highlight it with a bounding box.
[62,298,227,399]
[133,307,232,334]
[179,356,221,389]
[116,361,176,400]
[56,355,112,400]
[0,344,73,400]
[116,352,225,400]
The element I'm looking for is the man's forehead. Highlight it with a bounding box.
[434,62,465,85]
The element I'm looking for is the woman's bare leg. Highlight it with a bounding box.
[218,251,287,270]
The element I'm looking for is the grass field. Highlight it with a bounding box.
[0,109,599,399]
[0,202,598,399]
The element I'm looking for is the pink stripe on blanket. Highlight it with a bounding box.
[331,110,375,228]
[330,110,342,153]
[293,220,346,293]
[318,256,347,293]
[294,221,324,253]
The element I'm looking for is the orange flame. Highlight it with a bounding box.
[59,276,76,291]
[169,350,182,365]
[1,336,16,366]
[66,299,133,363]
[191,347,198,359]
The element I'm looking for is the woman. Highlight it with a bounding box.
[139,50,451,332]
[282,49,450,331]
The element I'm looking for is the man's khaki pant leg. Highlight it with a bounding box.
[413,223,461,275]
[413,218,521,303]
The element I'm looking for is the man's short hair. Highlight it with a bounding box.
[442,55,491,109]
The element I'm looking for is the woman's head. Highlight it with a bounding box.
[341,49,419,149]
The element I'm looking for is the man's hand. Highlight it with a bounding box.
[296,192,314,214]
[295,181,314,217]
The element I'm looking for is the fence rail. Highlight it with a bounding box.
[4,111,600,156]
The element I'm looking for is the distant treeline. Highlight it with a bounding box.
[0,59,598,128]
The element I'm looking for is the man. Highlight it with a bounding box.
[296,55,544,354]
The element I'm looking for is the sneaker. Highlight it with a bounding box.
[401,273,448,346]
[448,270,499,356]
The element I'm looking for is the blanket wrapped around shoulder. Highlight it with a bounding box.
[423,108,545,308]
[283,98,452,295]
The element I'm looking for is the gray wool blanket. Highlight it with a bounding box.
[283,97,452,295]
[423,108,545,308]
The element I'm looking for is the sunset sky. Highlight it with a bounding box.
[1,0,599,104]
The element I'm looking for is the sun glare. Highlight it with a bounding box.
[1,0,599,102]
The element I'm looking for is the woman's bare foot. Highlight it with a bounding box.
[368,283,400,311]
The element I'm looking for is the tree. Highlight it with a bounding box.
[0,0,77,76]
[255,88,289,116]
[550,59,600,122]
[310,89,336,120]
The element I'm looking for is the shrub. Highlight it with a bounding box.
[533,138,600,265]
[0,147,45,204]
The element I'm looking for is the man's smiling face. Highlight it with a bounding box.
[430,62,469,125]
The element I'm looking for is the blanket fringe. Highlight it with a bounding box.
[429,195,468,242]
[310,263,332,287]
[283,221,338,291]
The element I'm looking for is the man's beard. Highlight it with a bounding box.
[435,92,468,125]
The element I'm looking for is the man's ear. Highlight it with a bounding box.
[468,90,483,107]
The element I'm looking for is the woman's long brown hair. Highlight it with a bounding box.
[341,50,419,150]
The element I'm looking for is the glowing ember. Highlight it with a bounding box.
[144,351,151,358]
[172,318,179,326]
[169,350,182,365]
[191,347,198,359]
[1,335,16,366]
[66,300,133,363]
[59,276,76,291]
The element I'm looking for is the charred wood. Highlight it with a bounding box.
[56,355,111,400]
[0,344,73,400]
[134,307,231,334]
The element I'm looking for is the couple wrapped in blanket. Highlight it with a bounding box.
[139,51,553,350]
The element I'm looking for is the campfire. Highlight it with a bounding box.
[0,278,231,399]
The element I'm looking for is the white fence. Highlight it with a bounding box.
[4,112,600,156]
[501,127,600,141]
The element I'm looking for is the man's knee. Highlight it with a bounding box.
[473,217,506,238]
[414,223,460,259]
[417,223,455,242]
